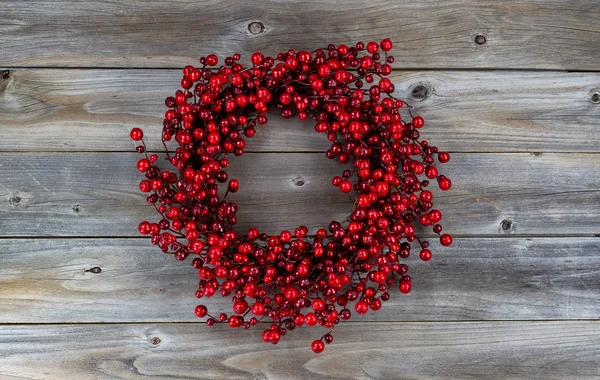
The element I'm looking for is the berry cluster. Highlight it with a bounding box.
[131,39,452,353]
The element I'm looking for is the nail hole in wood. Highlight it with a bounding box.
[72,204,81,213]
[474,34,487,45]
[411,84,429,100]
[532,152,542,156]
[248,22,265,35]
[1,70,9,80]
[85,266,102,274]
[9,196,21,205]
[150,337,161,345]
[501,219,514,232]
[591,92,600,104]
[293,177,305,186]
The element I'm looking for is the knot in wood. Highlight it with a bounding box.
[0,70,9,80]
[85,266,102,274]
[591,92,600,104]
[500,219,514,232]
[411,84,429,100]
[9,196,21,205]
[248,22,265,35]
[474,34,487,45]
[293,177,305,187]
[150,337,161,345]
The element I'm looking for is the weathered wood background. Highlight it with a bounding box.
[1,0,599,378]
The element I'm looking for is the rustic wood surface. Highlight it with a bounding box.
[1,0,600,378]
[1,0,599,70]
[1,237,599,323]
[1,322,600,379]
[1,69,599,153]
[0,152,599,237]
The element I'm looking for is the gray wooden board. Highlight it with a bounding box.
[0,237,599,323]
[1,69,599,152]
[1,1,599,70]
[1,321,600,379]
[0,152,599,237]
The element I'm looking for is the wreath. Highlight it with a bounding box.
[130,39,452,353]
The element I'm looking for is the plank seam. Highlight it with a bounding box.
[1,319,599,326]
[2,66,600,73]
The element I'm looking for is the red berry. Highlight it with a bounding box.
[355,301,369,314]
[130,128,143,141]
[311,340,325,353]
[440,234,453,246]
[370,299,382,311]
[138,221,151,235]
[311,298,325,312]
[339,180,352,193]
[137,158,151,172]
[294,226,308,238]
[195,305,208,318]
[206,54,218,66]
[228,316,242,328]
[380,38,393,51]
[251,52,264,65]
[139,180,151,192]
[438,152,450,163]
[420,190,433,202]
[366,41,379,54]
[233,301,248,314]
[247,228,259,240]
[439,177,452,191]
[228,179,239,192]
[399,280,412,294]
[305,312,318,326]
[412,116,424,128]
[247,303,262,317]
[419,249,432,261]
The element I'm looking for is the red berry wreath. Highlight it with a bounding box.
[130,39,452,353]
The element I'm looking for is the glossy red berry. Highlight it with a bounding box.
[130,128,143,141]
[419,249,432,261]
[137,158,151,172]
[228,179,239,192]
[251,52,264,65]
[206,54,218,66]
[195,305,208,318]
[311,340,325,353]
[339,180,352,193]
[399,280,412,294]
[355,301,369,314]
[439,177,452,191]
[366,41,379,54]
[440,234,453,246]
[412,116,424,128]
[438,152,450,163]
[380,38,393,51]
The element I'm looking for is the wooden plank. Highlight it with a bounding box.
[1,69,600,152]
[0,1,599,70]
[0,152,599,237]
[1,321,599,379]
[1,238,599,323]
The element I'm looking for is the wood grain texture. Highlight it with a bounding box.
[1,237,599,323]
[1,152,599,237]
[1,69,600,153]
[1,0,599,70]
[1,321,600,379]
